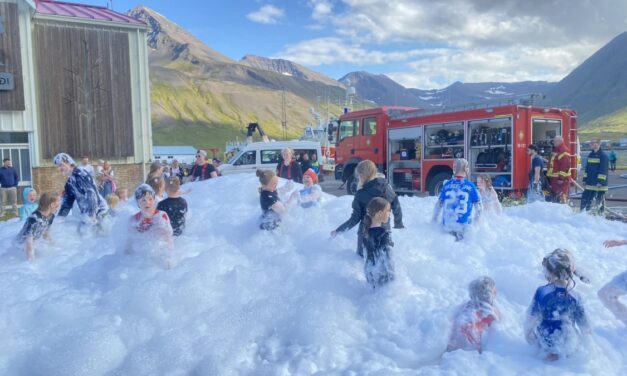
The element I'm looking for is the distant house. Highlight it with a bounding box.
[153,146,197,165]
[0,0,151,194]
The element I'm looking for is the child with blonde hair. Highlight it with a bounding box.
[476,175,502,214]
[157,177,188,236]
[525,249,590,360]
[105,194,120,216]
[332,160,404,257]
[447,276,500,353]
[148,176,166,203]
[432,159,482,241]
[16,192,60,261]
[362,197,395,288]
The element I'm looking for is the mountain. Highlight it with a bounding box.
[543,32,627,125]
[128,6,351,149]
[340,71,555,109]
[240,55,343,89]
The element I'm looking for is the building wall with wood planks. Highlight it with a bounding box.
[34,21,135,160]
[0,0,38,134]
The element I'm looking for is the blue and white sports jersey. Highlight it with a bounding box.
[438,177,481,228]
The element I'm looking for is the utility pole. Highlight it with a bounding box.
[281,88,287,140]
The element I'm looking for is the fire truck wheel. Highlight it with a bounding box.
[346,175,358,195]
[428,172,450,196]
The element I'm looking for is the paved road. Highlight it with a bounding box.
[320,169,627,208]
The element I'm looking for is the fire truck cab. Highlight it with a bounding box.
[334,104,577,196]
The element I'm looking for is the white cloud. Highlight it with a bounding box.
[279,0,627,88]
[278,37,427,66]
[308,0,333,21]
[247,4,285,25]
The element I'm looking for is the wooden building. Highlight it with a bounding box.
[0,0,151,196]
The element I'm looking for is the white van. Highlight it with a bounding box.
[218,141,322,175]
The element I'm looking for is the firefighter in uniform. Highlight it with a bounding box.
[580,138,609,213]
[546,136,571,203]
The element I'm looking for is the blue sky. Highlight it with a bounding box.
[78,0,627,89]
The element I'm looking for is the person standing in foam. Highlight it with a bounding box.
[126,184,173,267]
[331,160,404,257]
[432,158,482,241]
[257,169,286,231]
[54,153,108,233]
[362,197,395,288]
[15,192,60,261]
[447,276,500,353]
[525,249,590,361]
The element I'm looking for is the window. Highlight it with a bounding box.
[339,119,357,141]
[364,117,377,135]
[0,132,28,144]
[0,146,31,183]
[235,150,256,165]
[261,150,281,164]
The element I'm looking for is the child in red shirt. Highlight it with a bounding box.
[447,276,500,353]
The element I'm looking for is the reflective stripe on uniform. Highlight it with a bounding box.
[588,158,600,163]
[598,174,607,180]
[557,152,569,160]
[585,185,609,191]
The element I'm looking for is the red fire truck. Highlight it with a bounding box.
[334,104,578,195]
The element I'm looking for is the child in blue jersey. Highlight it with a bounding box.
[525,248,591,361]
[362,197,395,288]
[432,159,482,241]
[447,276,500,353]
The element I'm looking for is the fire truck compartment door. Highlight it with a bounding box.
[389,127,422,140]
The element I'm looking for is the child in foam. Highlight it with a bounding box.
[148,176,167,204]
[288,168,322,208]
[257,169,286,231]
[476,174,502,215]
[598,239,627,326]
[447,276,500,353]
[362,197,395,288]
[525,248,590,361]
[157,177,188,237]
[16,192,60,261]
[432,158,482,241]
[126,184,173,267]
[19,187,38,220]
[53,152,109,233]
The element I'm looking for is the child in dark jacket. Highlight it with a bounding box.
[525,248,590,361]
[362,197,395,288]
[331,160,403,257]
[157,177,188,236]
[447,276,500,353]
[257,169,286,231]
[16,192,60,261]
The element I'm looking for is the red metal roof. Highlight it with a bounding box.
[35,0,145,26]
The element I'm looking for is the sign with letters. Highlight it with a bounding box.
[0,72,14,90]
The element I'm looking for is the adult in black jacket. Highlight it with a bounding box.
[581,138,609,213]
[276,147,303,183]
[331,160,403,257]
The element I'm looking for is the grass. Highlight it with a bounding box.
[0,212,18,222]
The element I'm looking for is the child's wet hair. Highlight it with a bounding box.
[148,176,165,193]
[165,177,180,193]
[134,184,156,202]
[469,276,497,305]
[478,174,493,189]
[363,197,390,237]
[37,192,59,212]
[542,248,576,288]
[256,169,276,186]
